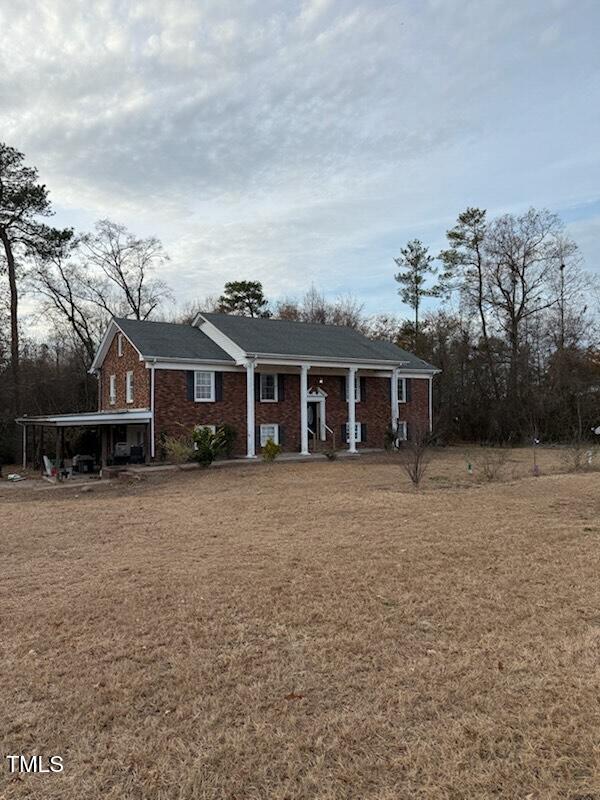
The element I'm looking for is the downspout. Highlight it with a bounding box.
[150,360,156,459]
[428,376,433,433]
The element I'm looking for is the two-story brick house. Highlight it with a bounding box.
[17,313,438,466]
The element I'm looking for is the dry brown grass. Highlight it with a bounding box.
[1,448,599,799]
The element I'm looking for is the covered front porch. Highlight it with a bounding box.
[16,410,153,474]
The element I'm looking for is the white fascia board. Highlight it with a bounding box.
[146,360,242,372]
[194,315,248,362]
[253,356,426,371]
[16,410,153,427]
[89,318,144,373]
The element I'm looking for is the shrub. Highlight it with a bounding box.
[561,435,596,473]
[261,437,282,462]
[478,448,509,482]
[216,424,237,459]
[397,424,433,488]
[163,434,195,466]
[192,426,226,467]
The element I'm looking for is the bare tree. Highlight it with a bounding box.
[485,209,565,413]
[397,424,433,488]
[79,219,172,320]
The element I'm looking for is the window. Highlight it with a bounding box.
[126,371,134,403]
[117,332,123,357]
[260,424,279,447]
[398,377,406,403]
[109,374,116,405]
[193,424,216,449]
[346,374,361,403]
[396,421,408,441]
[194,371,215,402]
[259,373,278,402]
[345,422,362,443]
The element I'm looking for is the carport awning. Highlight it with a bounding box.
[16,410,152,427]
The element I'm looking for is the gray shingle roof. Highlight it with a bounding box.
[200,313,436,370]
[115,318,234,362]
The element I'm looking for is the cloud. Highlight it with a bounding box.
[1,0,599,317]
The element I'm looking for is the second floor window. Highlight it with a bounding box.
[194,371,215,401]
[398,377,406,403]
[259,373,278,402]
[126,371,134,404]
[109,374,116,404]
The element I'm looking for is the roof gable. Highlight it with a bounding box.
[91,317,235,371]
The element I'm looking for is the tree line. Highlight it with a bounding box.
[2,142,599,461]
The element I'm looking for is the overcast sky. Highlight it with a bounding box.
[2,0,599,317]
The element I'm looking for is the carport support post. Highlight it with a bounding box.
[55,427,63,470]
[100,427,108,469]
[22,425,27,469]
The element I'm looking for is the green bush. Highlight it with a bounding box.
[192,426,226,467]
[261,437,282,462]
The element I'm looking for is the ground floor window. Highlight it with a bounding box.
[260,423,279,446]
[345,422,363,443]
[193,424,216,449]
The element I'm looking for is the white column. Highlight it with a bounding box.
[300,364,310,455]
[390,368,399,431]
[150,362,156,458]
[347,367,357,454]
[246,361,256,458]
[22,425,27,469]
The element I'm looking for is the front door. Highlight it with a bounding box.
[307,400,321,446]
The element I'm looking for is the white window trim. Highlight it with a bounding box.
[345,422,362,443]
[398,377,407,404]
[126,371,134,404]
[260,423,279,447]
[109,374,116,405]
[396,421,407,441]
[347,375,361,403]
[259,373,278,402]
[117,333,123,357]
[194,370,215,402]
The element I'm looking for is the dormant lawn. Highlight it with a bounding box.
[1,448,599,799]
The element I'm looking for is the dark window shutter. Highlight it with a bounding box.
[278,374,285,402]
[278,425,285,448]
[340,375,347,400]
[388,375,392,400]
[215,372,223,401]
[186,371,195,400]
[255,426,260,449]
[406,378,412,402]
[361,422,367,443]
[341,423,347,442]
[360,376,367,403]
[406,421,410,441]
[255,376,261,401]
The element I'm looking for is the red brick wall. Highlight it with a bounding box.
[99,332,150,411]
[151,369,430,456]
[154,370,249,454]
[400,377,430,438]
